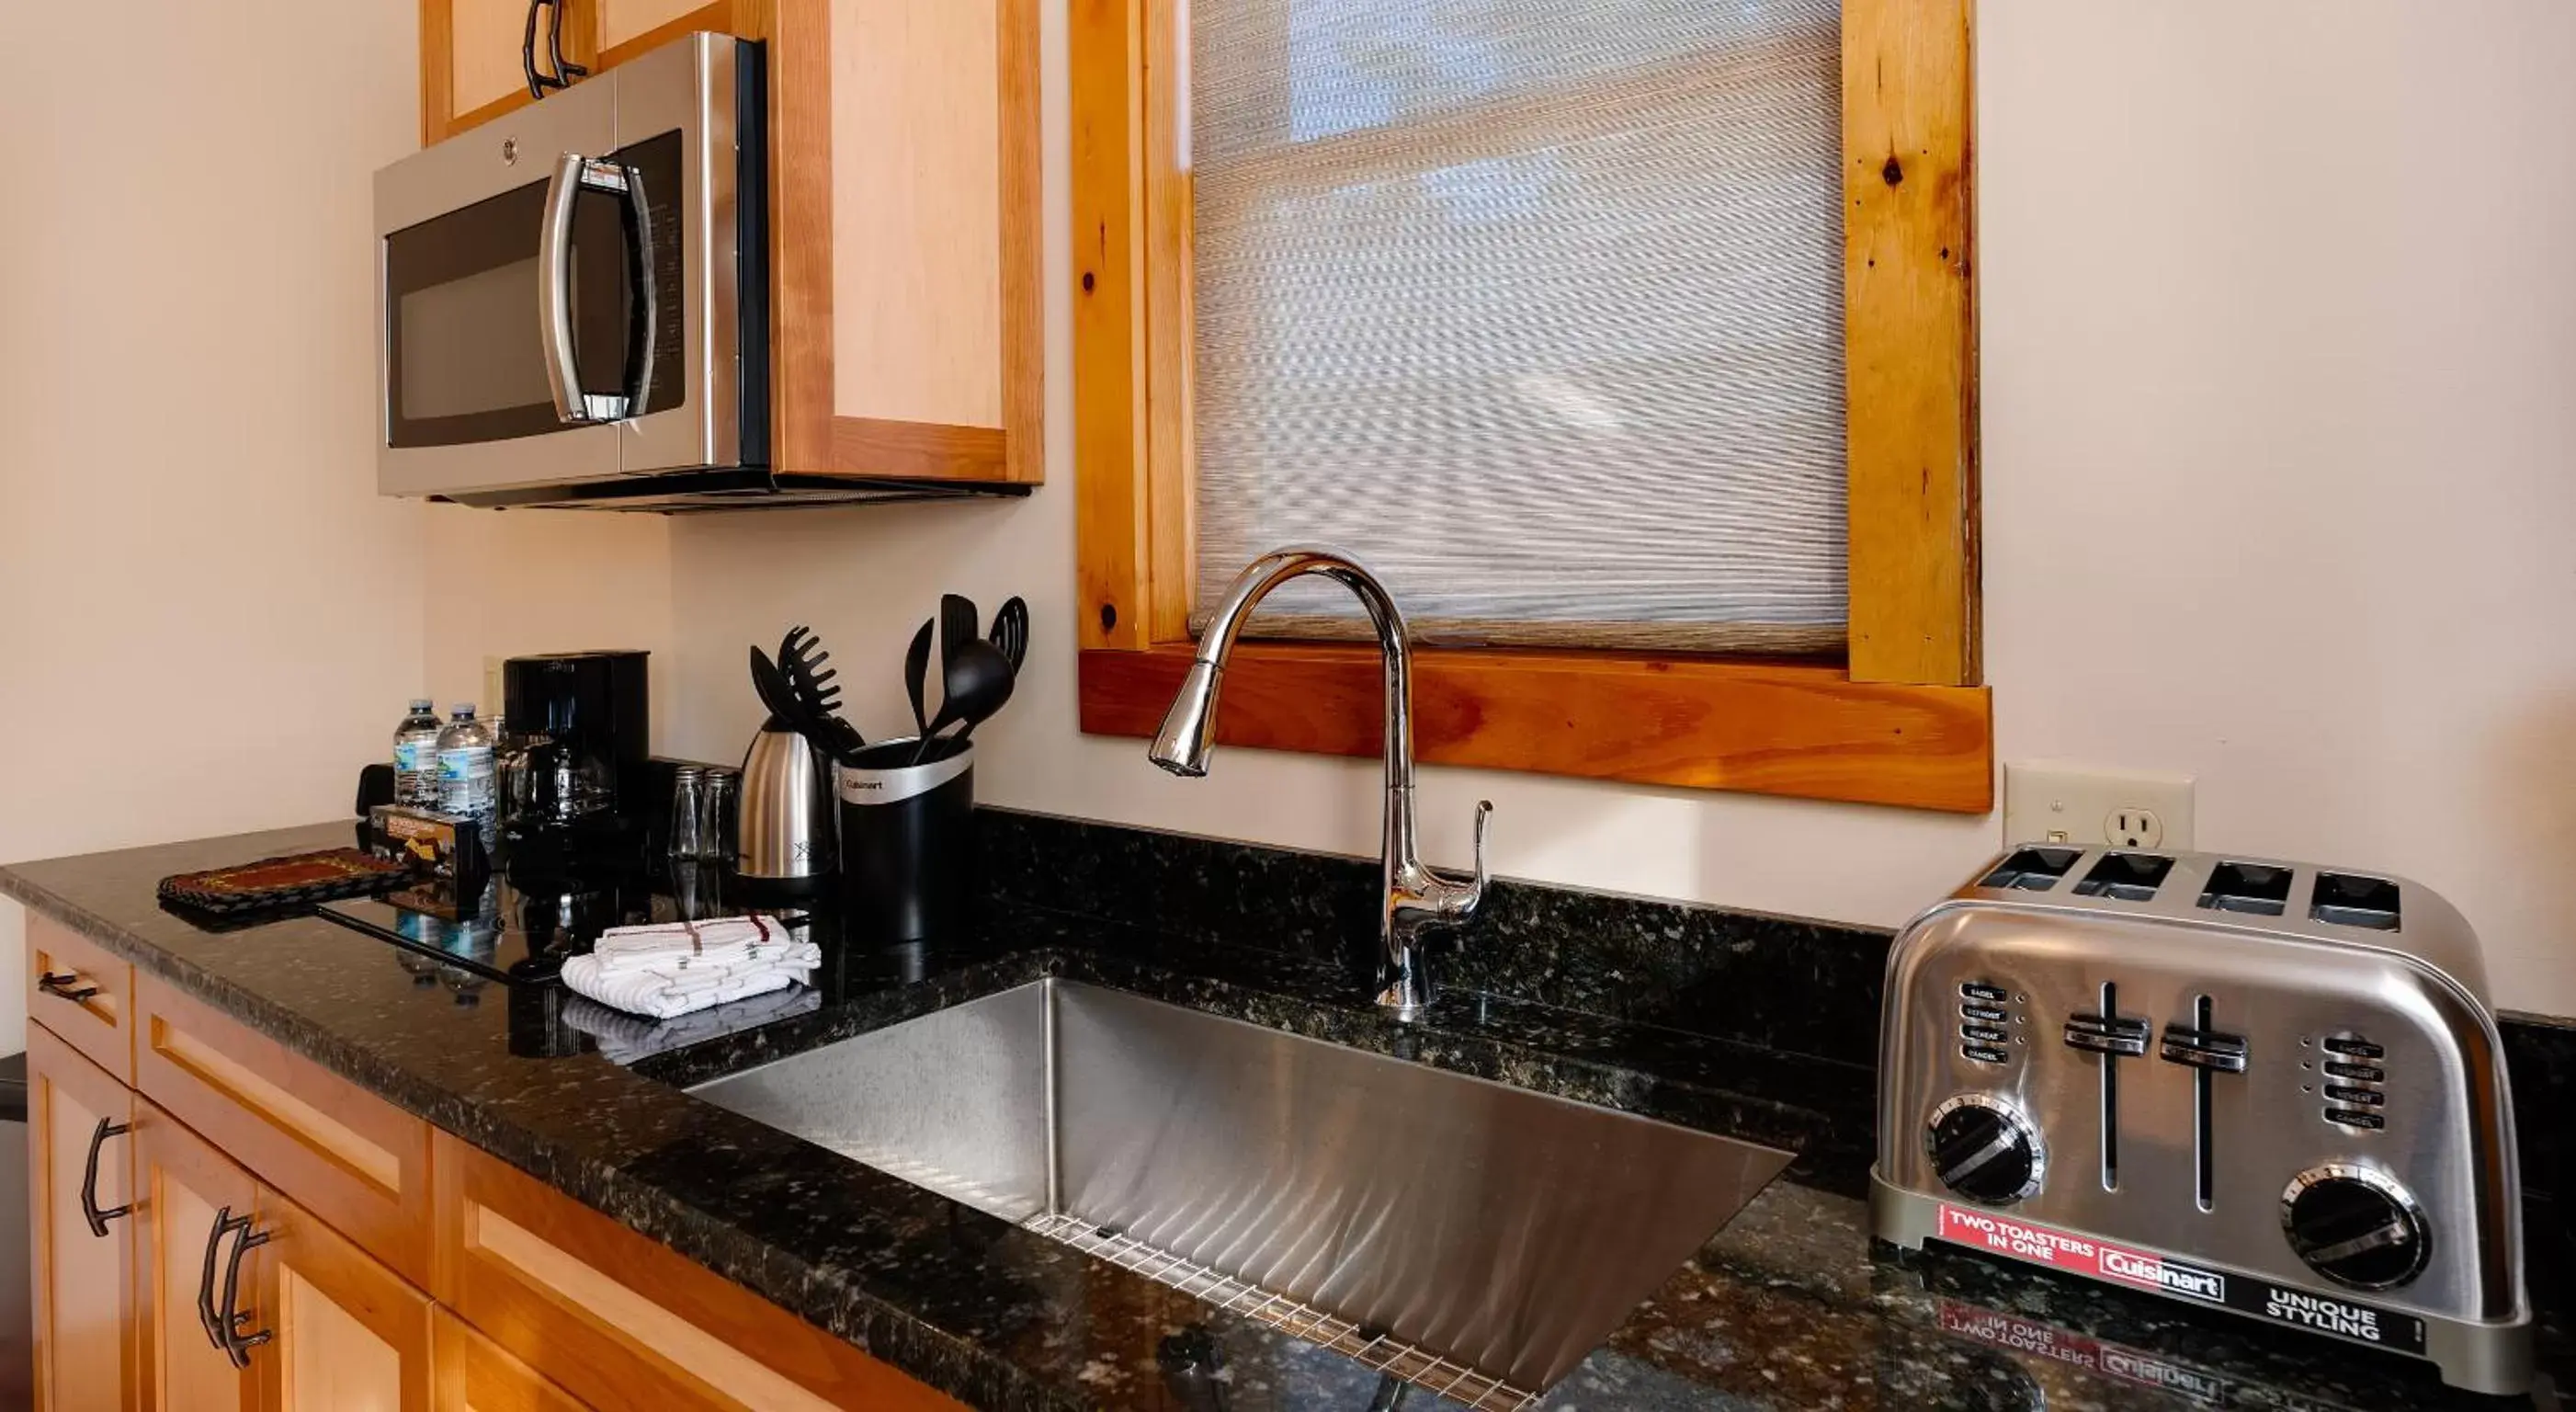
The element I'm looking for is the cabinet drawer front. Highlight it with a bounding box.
[133,973,436,1289]
[29,915,135,1084]
[28,1024,138,1412]
[432,1134,964,1411]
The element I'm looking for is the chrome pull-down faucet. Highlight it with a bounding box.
[1147,547,1492,1019]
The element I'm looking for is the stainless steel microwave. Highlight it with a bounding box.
[374,33,769,509]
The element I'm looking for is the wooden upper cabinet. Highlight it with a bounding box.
[414,0,1044,490]
[423,0,603,143]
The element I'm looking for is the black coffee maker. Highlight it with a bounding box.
[499,652,650,846]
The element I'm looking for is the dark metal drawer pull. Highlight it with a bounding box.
[78,1118,131,1236]
[198,1208,251,1350]
[38,972,100,1003]
[217,1219,274,1368]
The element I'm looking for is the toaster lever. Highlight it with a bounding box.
[2160,1025,2249,1073]
[2063,1013,2150,1056]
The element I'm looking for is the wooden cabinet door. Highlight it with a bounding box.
[29,1022,137,1411]
[429,1309,583,1412]
[228,1185,433,1412]
[130,1101,255,1412]
[421,0,604,143]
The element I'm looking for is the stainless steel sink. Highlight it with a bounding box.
[688,981,1791,1398]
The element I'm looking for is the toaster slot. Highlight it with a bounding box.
[2160,995,2246,1211]
[2196,860,2293,917]
[2068,981,2148,1190]
[1980,847,2081,892]
[2310,871,2401,930]
[2071,851,2173,901]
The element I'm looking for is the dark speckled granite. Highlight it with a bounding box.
[0,815,2562,1411]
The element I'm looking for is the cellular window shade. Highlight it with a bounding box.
[1189,0,1847,655]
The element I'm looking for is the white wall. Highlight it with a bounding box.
[660,0,2576,1012]
[7,2,2569,1026]
[0,2,674,1054]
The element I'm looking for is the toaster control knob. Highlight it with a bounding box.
[2282,1165,2430,1290]
[1926,1094,2045,1205]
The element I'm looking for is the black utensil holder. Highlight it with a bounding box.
[835,738,974,945]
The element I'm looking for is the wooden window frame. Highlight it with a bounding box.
[1071,0,1990,813]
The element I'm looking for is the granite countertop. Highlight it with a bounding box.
[0,821,2553,1411]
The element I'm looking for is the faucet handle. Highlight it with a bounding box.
[1445,799,1493,905]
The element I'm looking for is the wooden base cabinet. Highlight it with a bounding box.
[239,1189,435,1411]
[29,1025,136,1411]
[131,1105,255,1412]
[33,985,962,1412]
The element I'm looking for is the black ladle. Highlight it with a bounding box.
[913,638,1016,764]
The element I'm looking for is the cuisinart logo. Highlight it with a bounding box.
[2099,1247,2228,1304]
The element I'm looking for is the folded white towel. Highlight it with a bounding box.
[561,948,818,1019]
[562,978,822,1063]
[589,915,804,974]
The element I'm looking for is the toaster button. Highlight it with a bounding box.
[1959,1003,2008,1023]
[2159,1025,2249,1073]
[2321,1036,2385,1060]
[2322,1086,2385,1106]
[1960,1024,2010,1044]
[1960,1044,2011,1065]
[1960,982,2009,1004]
[2322,1109,2386,1131]
[2321,1060,2386,1083]
[2063,1013,2150,1057]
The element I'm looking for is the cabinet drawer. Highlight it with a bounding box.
[133,973,436,1289]
[432,1133,964,1411]
[29,914,135,1084]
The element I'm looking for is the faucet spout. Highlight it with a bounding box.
[1146,547,1492,1018]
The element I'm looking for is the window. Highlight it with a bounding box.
[1074,0,1989,811]
[1193,0,1847,655]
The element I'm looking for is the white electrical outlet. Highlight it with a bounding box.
[2003,762,2195,851]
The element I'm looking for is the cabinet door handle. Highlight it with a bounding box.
[77,1118,131,1237]
[38,972,99,1003]
[522,0,589,100]
[198,1207,251,1349]
[217,1222,274,1369]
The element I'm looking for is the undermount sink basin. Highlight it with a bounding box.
[688,981,1792,1397]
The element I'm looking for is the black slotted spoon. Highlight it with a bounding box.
[779,625,867,763]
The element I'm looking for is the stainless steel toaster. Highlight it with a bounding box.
[1871,846,2530,1394]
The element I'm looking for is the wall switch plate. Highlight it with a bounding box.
[2003,762,2195,851]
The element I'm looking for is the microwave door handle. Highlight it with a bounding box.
[626,166,656,416]
[536,154,637,425]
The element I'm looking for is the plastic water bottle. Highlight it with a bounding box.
[436,704,497,837]
[392,700,443,807]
